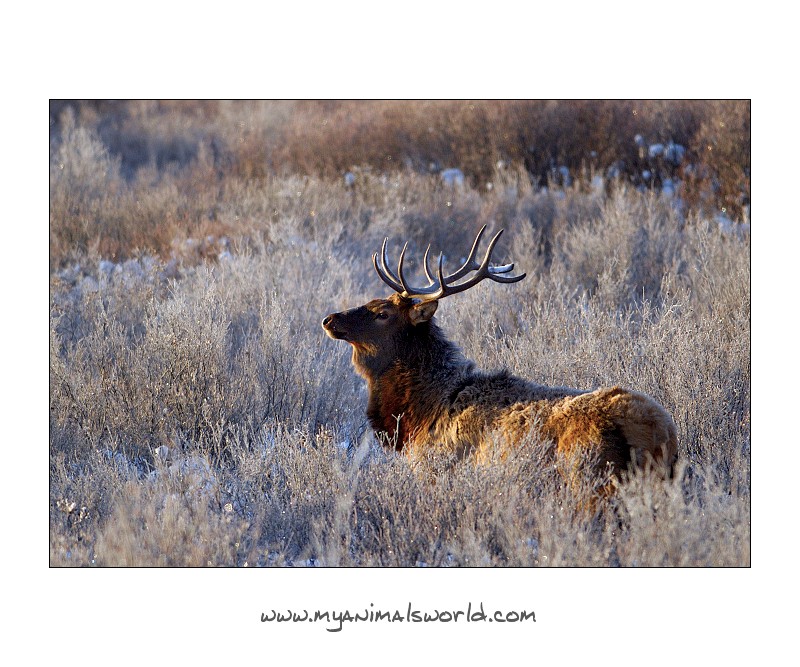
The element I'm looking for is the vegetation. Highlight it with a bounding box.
[49,100,750,566]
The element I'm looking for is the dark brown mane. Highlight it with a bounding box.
[322,227,677,501]
[362,317,471,450]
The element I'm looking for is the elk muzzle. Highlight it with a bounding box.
[322,306,370,342]
[322,312,345,340]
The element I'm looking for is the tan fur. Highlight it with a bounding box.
[323,292,678,500]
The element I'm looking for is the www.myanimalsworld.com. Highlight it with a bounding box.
[261,602,536,632]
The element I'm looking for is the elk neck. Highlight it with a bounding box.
[362,320,472,452]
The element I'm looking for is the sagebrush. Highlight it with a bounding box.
[49,102,750,566]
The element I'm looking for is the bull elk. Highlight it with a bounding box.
[322,226,677,495]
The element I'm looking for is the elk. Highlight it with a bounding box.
[322,226,677,495]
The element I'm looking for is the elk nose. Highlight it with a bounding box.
[322,314,335,328]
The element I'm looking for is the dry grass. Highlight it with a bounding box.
[49,102,750,567]
[49,100,750,270]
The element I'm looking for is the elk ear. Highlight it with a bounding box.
[408,299,438,325]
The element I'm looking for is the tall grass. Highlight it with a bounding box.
[49,100,750,270]
[49,103,750,566]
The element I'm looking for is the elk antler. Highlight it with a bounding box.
[372,225,526,301]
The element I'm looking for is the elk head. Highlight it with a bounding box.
[322,225,526,380]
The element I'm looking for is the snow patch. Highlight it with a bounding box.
[715,212,751,238]
[440,168,465,187]
[664,141,685,164]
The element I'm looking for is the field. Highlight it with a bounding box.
[49,100,750,567]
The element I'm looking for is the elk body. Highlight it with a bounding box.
[322,227,677,491]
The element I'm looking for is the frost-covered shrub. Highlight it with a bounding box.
[50,177,749,566]
[49,104,749,566]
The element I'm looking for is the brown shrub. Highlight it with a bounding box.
[49,100,749,269]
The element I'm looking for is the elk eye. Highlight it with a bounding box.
[376,311,389,320]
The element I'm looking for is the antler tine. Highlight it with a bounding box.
[372,227,525,300]
[397,242,412,294]
[489,262,516,274]
[373,236,442,297]
[422,244,436,285]
[441,224,486,284]
[480,227,504,268]
[419,228,526,301]
[373,252,404,292]
[475,229,526,283]
[373,238,405,293]
[380,238,403,284]
[437,225,514,283]
[433,252,447,297]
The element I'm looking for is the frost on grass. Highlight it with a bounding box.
[50,166,750,567]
